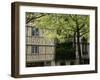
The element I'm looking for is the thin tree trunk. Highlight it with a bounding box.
[73,32,76,48]
[76,26,82,64]
[75,17,82,64]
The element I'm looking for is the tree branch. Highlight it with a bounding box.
[80,31,89,37]
[69,15,77,21]
[66,28,77,32]
[79,23,85,30]
[26,14,46,24]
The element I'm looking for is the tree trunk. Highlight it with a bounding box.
[73,32,76,48]
[76,26,82,64]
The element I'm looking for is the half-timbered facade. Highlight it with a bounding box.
[26,24,55,67]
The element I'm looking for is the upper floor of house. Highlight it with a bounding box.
[26,24,55,46]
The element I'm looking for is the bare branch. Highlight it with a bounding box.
[26,14,46,24]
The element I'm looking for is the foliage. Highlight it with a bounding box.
[55,42,76,60]
[26,12,89,42]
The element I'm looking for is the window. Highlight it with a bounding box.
[32,46,39,54]
[32,28,35,36]
[32,27,39,36]
[35,28,39,35]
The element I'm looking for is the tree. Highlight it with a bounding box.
[67,14,89,64]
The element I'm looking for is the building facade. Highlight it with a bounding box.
[26,24,55,67]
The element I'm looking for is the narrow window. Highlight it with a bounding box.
[32,45,39,54]
[36,28,39,36]
[32,27,35,36]
[32,27,39,36]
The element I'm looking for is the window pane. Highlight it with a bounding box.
[32,27,39,36]
[35,46,38,53]
[32,45,39,54]
[36,28,39,36]
[32,46,35,53]
[32,28,35,36]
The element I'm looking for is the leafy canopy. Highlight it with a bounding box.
[26,12,89,42]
